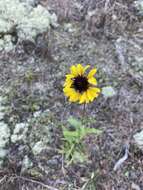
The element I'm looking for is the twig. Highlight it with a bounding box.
[113,144,129,171]
[81,181,89,190]
[82,103,86,120]
[81,172,95,190]
[61,153,66,176]
[11,175,58,190]
[0,175,7,184]
[104,0,110,11]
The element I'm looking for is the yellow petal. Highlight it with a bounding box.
[88,68,97,78]
[64,74,74,86]
[69,91,80,102]
[79,92,87,104]
[63,87,80,103]
[64,81,72,87]
[83,65,90,73]
[66,74,74,79]
[87,89,94,101]
[70,65,78,76]
[63,87,73,95]
[65,78,72,83]
[77,64,84,75]
[76,64,90,75]
[89,87,101,98]
[88,77,97,85]
[85,92,90,103]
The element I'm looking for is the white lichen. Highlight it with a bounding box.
[32,141,46,155]
[0,107,5,121]
[0,149,8,158]
[18,4,57,40]
[0,0,57,51]
[134,130,143,150]
[0,112,4,120]
[0,96,4,104]
[0,35,14,52]
[33,110,42,118]
[21,155,33,172]
[11,122,29,143]
[0,122,10,148]
[0,96,6,121]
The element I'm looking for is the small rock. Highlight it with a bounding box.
[102,86,116,98]
[134,130,143,150]
[64,23,76,33]
[129,171,138,180]
[47,158,59,169]
[131,182,140,190]
[134,0,143,15]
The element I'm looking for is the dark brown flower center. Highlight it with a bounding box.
[72,75,89,93]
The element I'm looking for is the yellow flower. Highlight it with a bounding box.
[63,64,100,104]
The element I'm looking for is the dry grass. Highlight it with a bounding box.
[0,174,59,190]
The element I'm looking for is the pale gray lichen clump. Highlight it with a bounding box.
[0,96,10,163]
[0,122,10,164]
[21,155,33,172]
[32,141,46,155]
[0,0,57,51]
[0,97,5,120]
[11,123,29,143]
[29,110,54,155]
[0,35,14,52]
[0,122,10,149]
[10,109,54,157]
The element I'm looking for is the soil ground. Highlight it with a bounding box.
[0,0,143,189]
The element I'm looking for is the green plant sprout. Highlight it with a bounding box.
[61,116,102,165]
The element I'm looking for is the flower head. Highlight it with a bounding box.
[63,64,100,104]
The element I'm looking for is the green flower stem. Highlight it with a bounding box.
[82,103,86,123]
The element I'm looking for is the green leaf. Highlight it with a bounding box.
[79,127,102,139]
[72,151,87,163]
[63,130,79,138]
[61,117,102,165]
[68,117,82,128]
[62,127,80,143]
[85,128,102,135]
